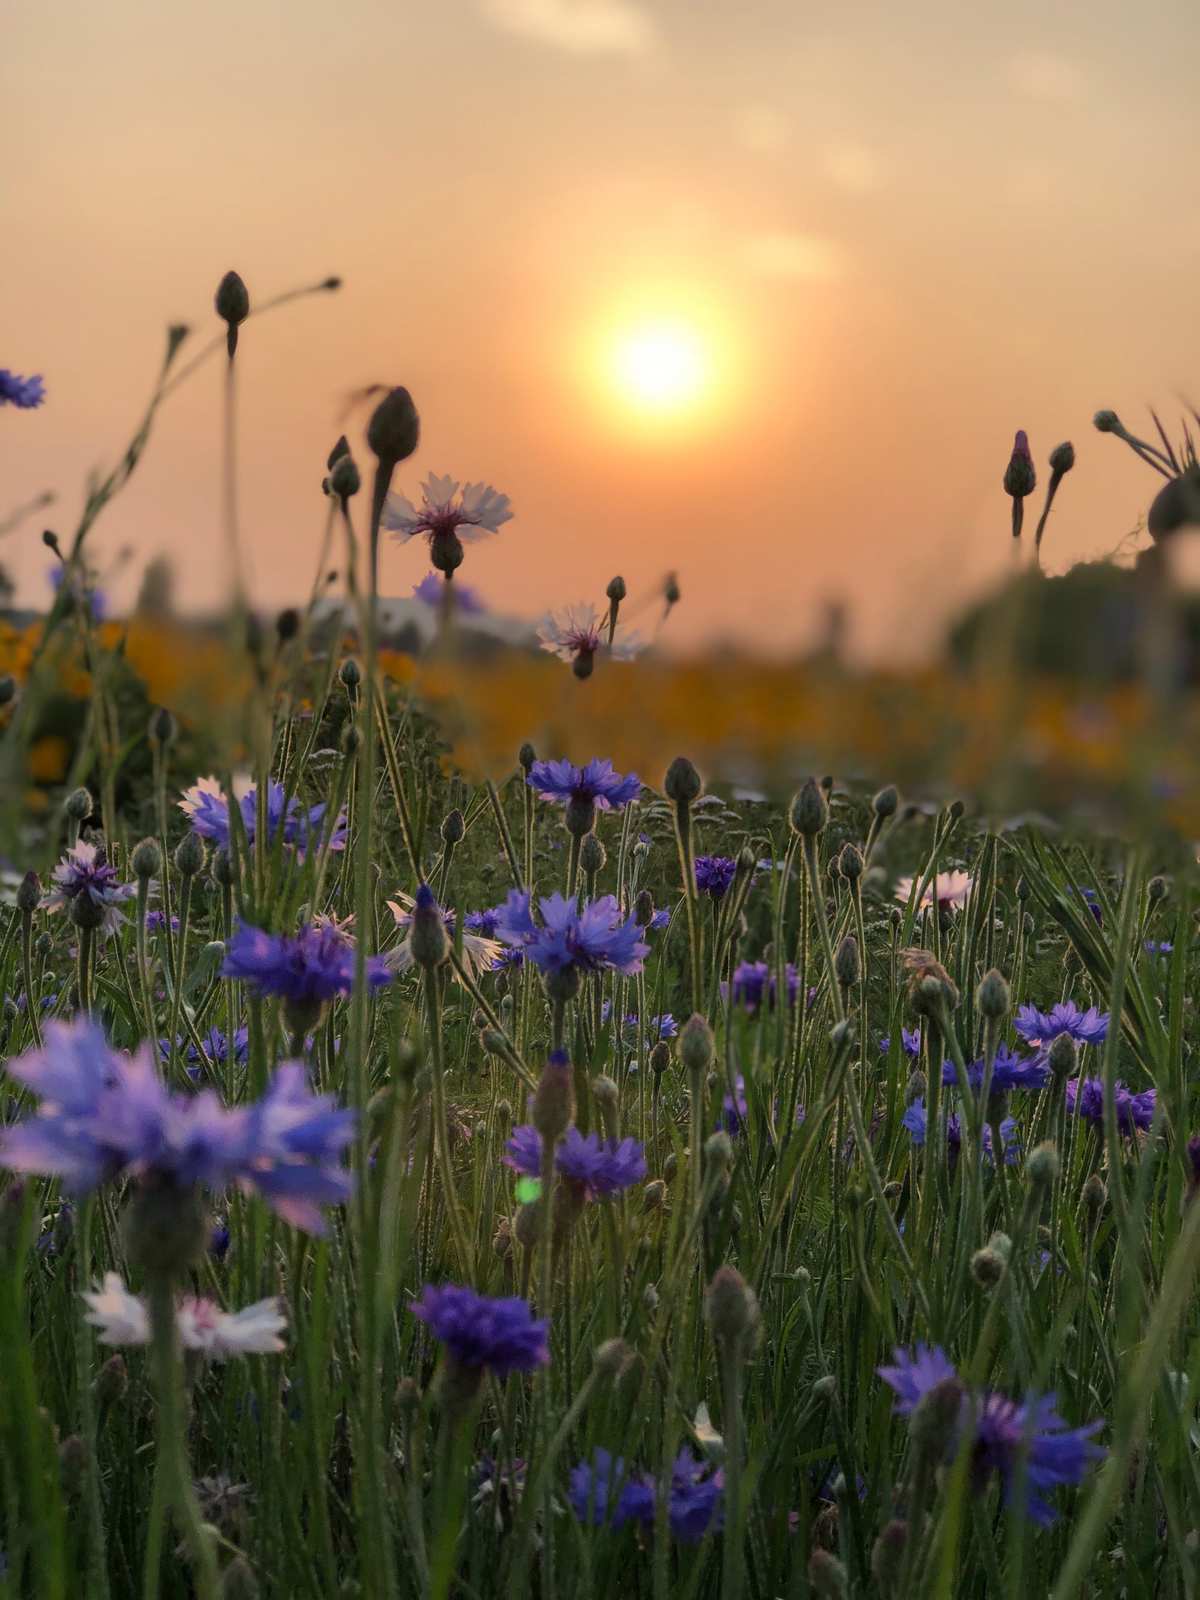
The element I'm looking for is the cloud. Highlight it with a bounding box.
[1006,51,1087,103]
[732,105,790,154]
[742,232,843,282]
[479,0,656,56]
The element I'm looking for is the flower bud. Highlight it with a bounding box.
[649,1040,671,1076]
[35,932,52,958]
[1027,1141,1060,1190]
[664,572,681,608]
[1093,409,1120,433]
[605,575,626,603]
[680,1014,715,1078]
[16,870,40,915]
[970,1246,1007,1289]
[664,756,702,806]
[807,1550,848,1599]
[327,435,350,470]
[94,1353,128,1409]
[440,809,465,846]
[642,1179,666,1212]
[1048,440,1075,475]
[131,837,162,881]
[872,784,899,819]
[1148,875,1169,903]
[122,1181,210,1278]
[215,270,250,341]
[976,968,1010,1021]
[64,787,92,822]
[492,1216,513,1258]
[366,386,420,466]
[329,452,361,503]
[174,831,206,878]
[704,1264,760,1357]
[339,657,361,692]
[811,1374,838,1403]
[518,741,536,773]
[838,843,863,883]
[395,1375,421,1418]
[565,795,596,839]
[212,847,235,888]
[790,778,827,838]
[275,607,300,645]
[59,1434,88,1498]
[910,1374,964,1460]
[410,884,449,970]
[871,1520,908,1594]
[514,1199,542,1251]
[532,1050,574,1143]
[592,1074,620,1139]
[594,1337,631,1377]
[221,1555,260,1600]
[1004,429,1036,503]
[633,889,656,927]
[1046,1033,1077,1082]
[578,835,607,881]
[1082,1173,1107,1223]
[481,1028,507,1057]
[148,706,177,746]
[834,934,860,990]
[703,1130,733,1173]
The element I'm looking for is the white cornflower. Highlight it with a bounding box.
[383,475,512,546]
[537,603,641,678]
[82,1274,287,1359]
[893,871,974,912]
[386,892,502,979]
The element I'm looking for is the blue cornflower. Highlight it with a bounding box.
[1013,1001,1108,1049]
[724,960,799,1013]
[880,1028,922,1058]
[1065,1076,1156,1134]
[600,1002,677,1042]
[495,891,648,986]
[410,1284,549,1377]
[667,1449,724,1541]
[694,855,738,898]
[387,890,502,978]
[503,1124,646,1197]
[526,759,640,834]
[941,1046,1049,1095]
[0,1020,353,1233]
[720,1074,749,1134]
[1144,940,1173,956]
[222,921,390,1006]
[0,369,45,409]
[879,1345,1104,1526]
[44,842,135,936]
[144,910,180,935]
[179,776,347,857]
[413,572,485,613]
[900,1100,1019,1164]
[569,1450,655,1530]
[160,1027,250,1075]
[464,906,503,939]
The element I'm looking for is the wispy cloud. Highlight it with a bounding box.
[742,232,843,281]
[479,0,656,56]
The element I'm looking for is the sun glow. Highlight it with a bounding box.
[610,321,711,414]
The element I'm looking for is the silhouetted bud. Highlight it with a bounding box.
[1093,409,1120,433]
[514,1200,542,1251]
[518,742,536,773]
[705,1265,760,1357]
[579,833,606,878]
[649,1040,671,1076]
[790,778,827,838]
[440,809,465,846]
[148,706,177,746]
[835,934,860,989]
[64,787,92,822]
[1028,1141,1060,1190]
[977,968,1010,1021]
[276,607,300,643]
[1148,875,1169,903]
[872,784,899,819]
[329,452,361,503]
[680,1014,715,1077]
[409,884,448,969]
[212,847,235,888]
[605,575,626,603]
[366,387,420,466]
[532,1050,574,1143]
[838,843,863,883]
[131,837,162,881]
[16,870,40,914]
[215,270,250,357]
[339,657,361,691]
[1049,440,1075,475]
[174,831,205,878]
[327,435,351,470]
[664,756,702,806]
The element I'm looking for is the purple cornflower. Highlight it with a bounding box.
[0,369,45,409]
[0,1020,354,1233]
[222,921,390,1006]
[720,1074,749,1134]
[503,1124,646,1197]
[1064,1077,1156,1134]
[724,960,799,1013]
[495,891,648,983]
[49,565,106,620]
[880,1028,922,1058]
[1013,1001,1108,1049]
[569,1450,655,1529]
[179,777,347,857]
[144,910,180,935]
[158,1027,250,1072]
[44,842,135,936]
[1144,940,1174,956]
[879,1345,1104,1526]
[901,1100,1019,1164]
[600,1002,677,1042]
[526,759,640,814]
[410,1284,548,1377]
[383,475,512,549]
[667,1449,725,1541]
[464,906,503,939]
[413,572,486,613]
[694,855,738,898]
[941,1046,1049,1095]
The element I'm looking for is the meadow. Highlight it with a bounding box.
[2,275,1200,1600]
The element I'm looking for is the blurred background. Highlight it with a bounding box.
[3,0,1198,657]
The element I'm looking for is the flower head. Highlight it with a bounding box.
[600,1003,677,1043]
[877,1343,959,1415]
[694,855,738,899]
[0,369,45,409]
[724,960,799,1013]
[667,1449,724,1542]
[538,604,641,673]
[410,1284,548,1377]
[880,1028,922,1058]
[900,1099,1019,1164]
[894,871,973,912]
[526,758,640,812]
[383,474,512,555]
[569,1449,655,1529]
[179,776,346,857]
[941,1045,1049,1095]
[503,1124,646,1197]
[413,572,486,613]
[1064,1076,1156,1134]
[83,1273,286,1358]
[44,842,135,935]
[495,891,648,980]
[222,921,390,1005]
[387,890,501,978]
[1014,1002,1109,1049]
[237,1062,357,1233]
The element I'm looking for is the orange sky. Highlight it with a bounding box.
[3,0,1199,657]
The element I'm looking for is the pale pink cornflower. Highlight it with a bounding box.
[82,1273,287,1358]
[383,475,511,577]
[386,890,502,978]
[894,871,974,913]
[538,603,641,679]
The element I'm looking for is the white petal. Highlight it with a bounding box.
[211,1298,288,1357]
[82,1274,151,1346]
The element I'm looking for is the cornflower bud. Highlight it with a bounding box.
[1148,875,1169,903]
[1082,1173,1107,1224]
[532,1050,574,1143]
[872,784,899,819]
[1049,440,1075,475]
[705,1264,760,1358]
[679,1014,715,1077]
[518,742,536,773]
[440,809,465,846]
[838,843,863,883]
[790,778,827,838]
[131,837,161,881]
[871,1520,909,1594]
[366,387,420,467]
[807,1550,848,1598]
[16,870,40,915]
[664,755,702,806]
[329,452,361,504]
[148,706,177,746]
[977,968,1010,1021]
[94,1353,128,1408]
[215,270,250,356]
[703,1130,734,1174]
[327,435,350,470]
[834,934,860,990]
[605,575,626,604]
[594,1337,631,1378]
[514,1200,542,1251]
[1093,409,1120,433]
[1047,1033,1077,1082]
[902,949,959,1014]
[59,1435,88,1498]
[174,831,206,878]
[410,884,449,970]
[1003,429,1036,539]
[592,1074,620,1139]
[64,787,92,823]
[633,889,655,927]
[221,1555,260,1600]
[910,1374,964,1462]
[212,847,235,888]
[642,1179,666,1212]
[1028,1141,1060,1190]
[971,1246,1007,1289]
[339,657,361,692]
[649,1040,671,1076]
[579,832,606,876]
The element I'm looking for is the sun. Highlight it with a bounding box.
[610,321,711,414]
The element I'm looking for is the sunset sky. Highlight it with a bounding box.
[4,0,1198,657]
